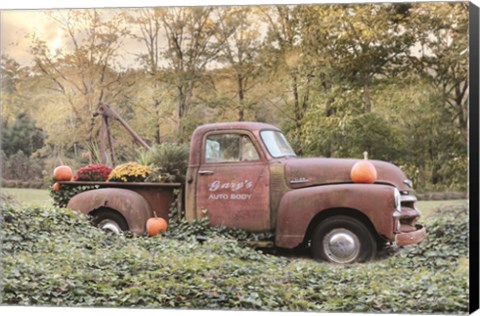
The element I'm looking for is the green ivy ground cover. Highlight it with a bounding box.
[0,200,469,314]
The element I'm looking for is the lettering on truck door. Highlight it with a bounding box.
[196,132,271,231]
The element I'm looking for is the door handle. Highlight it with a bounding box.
[199,170,214,175]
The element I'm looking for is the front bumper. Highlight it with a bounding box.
[394,224,427,247]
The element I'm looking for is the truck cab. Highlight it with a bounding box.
[185,122,426,263]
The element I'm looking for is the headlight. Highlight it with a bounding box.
[394,188,401,213]
[403,179,413,189]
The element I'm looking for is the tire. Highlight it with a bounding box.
[311,215,377,264]
[91,209,129,234]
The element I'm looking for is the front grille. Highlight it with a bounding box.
[400,195,420,230]
[400,216,418,228]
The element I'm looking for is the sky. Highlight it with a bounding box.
[2,0,477,68]
[0,1,284,67]
[0,0,343,67]
[0,8,147,68]
[2,10,61,65]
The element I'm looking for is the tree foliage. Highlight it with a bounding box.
[28,9,130,158]
[2,113,44,157]
[409,3,469,144]
[157,7,221,140]
[214,7,265,121]
[1,55,30,124]
[1,3,469,191]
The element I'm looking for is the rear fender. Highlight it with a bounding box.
[275,184,397,248]
[67,188,153,235]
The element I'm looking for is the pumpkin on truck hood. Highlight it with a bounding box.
[284,157,413,192]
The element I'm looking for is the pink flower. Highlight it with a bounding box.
[74,164,113,181]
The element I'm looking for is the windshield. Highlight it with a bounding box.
[260,130,296,158]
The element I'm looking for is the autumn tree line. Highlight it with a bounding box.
[1,3,468,192]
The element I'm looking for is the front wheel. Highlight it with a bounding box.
[311,216,377,264]
[91,209,129,234]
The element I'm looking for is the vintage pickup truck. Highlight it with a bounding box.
[64,121,426,263]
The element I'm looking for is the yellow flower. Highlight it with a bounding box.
[108,162,151,182]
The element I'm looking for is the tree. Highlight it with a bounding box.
[261,5,314,154]
[409,2,469,144]
[29,9,130,155]
[157,7,221,140]
[128,8,175,144]
[1,150,44,181]
[304,3,414,114]
[0,55,29,124]
[214,7,264,121]
[2,113,44,157]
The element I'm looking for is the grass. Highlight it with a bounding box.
[0,202,469,313]
[417,199,468,218]
[1,188,52,207]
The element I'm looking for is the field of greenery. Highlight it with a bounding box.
[0,192,469,314]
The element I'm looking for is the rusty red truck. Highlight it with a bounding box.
[64,121,426,263]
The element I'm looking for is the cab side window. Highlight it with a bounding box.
[205,134,260,163]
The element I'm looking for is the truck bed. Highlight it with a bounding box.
[60,181,182,219]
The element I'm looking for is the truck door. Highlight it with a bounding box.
[195,132,271,231]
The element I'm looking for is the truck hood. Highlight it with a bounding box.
[284,157,413,192]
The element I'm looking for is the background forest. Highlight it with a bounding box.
[1,2,469,193]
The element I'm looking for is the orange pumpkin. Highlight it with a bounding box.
[351,152,377,184]
[146,217,168,237]
[53,165,73,181]
[53,182,60,192]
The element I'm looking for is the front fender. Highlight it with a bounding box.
[275,184,397,248]
[67,188,153,235]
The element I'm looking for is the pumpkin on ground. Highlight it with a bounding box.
[146,217,168,237]
[53,165,73,181]
[350,152,377,184]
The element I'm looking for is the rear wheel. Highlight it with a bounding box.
[91,209,128,234]
[311,215,376,263]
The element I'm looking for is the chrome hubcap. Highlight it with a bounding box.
[323,228,360,263]
[98,220,122,234]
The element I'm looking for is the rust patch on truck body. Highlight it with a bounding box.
[275,183,397,248]
[285,158,413,192]
[68,188,152,235]
[63,181,180,234]
[395,225,427,246]
[187,124,275,231]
